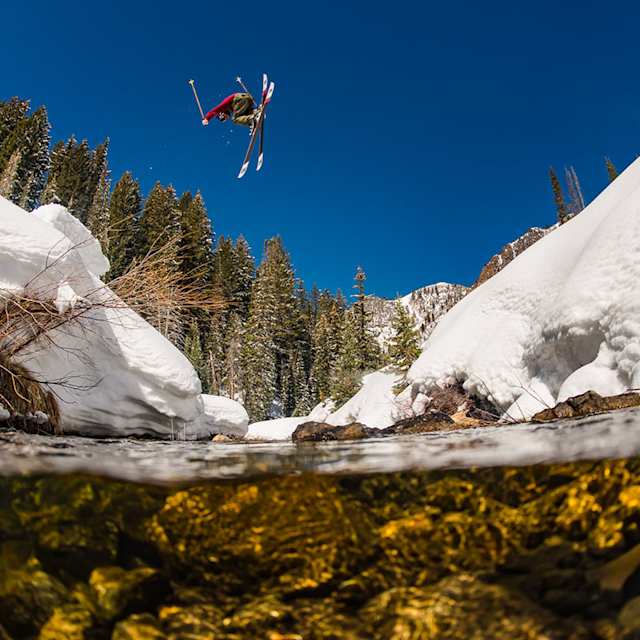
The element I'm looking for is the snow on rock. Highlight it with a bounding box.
[0,405,9,421]
[194,394,249,438]
[0,196,222,438]
[326,369,404,428]
[404,158,640,420]
[246,416,312,441]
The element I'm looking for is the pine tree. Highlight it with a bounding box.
[0,106,50,209]
[351,267,380,370]
[242,281,277,421]
[106,172,141,280]
[330,308,364,405]
[549,167,567,223]
[204,313,227,395]
[233,235,255,318]
[179,191,214,285]
[183,320,206,386]
[86,162,111,248]
[0,97,29,148]
[224,312,245,401]
[138,182,181,257]
[388,301,421,372]
[605,157,619,183]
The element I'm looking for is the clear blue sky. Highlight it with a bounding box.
[3,0,640,298]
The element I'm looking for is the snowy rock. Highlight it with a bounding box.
[0,196,223,438]
[405,158,640,420]
[193,395,249,438]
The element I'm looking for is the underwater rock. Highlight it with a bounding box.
[89,566,168,621]
[112,613,165,640]
[147,478,373,596]
[363,573,590,639]
[38,605,94,640]
[532,391,640,422]
[158,604,225,637]
[0,562,69,637]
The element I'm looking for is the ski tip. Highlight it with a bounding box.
[238,162,250,179]
[257,154,264,172]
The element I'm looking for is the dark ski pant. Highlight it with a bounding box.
[232,93,255,127]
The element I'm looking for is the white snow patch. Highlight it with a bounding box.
[404,157,640,420]
[246,416,311,441]
[326,369,404,428]
[0,405,9,421]
[193,394,249,438]
[34,204,110,278]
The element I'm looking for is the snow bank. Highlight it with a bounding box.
[246,416,311,441]
[326,369,403,428]
[403,157,640,419]
[193,394,249,437]
[0,196,247,438]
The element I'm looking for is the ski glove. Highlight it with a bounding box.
[202,119,209,126]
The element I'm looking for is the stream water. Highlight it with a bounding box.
[1,409,640,638]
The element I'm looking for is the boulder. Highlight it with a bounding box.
[38,605,94,640]
[292,421,373,442]
[387,410,455,435]
[89,566,168,621]
[532,391,640,423]
[112,613,165,640]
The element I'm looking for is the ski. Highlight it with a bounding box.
[237,76,274,179]
[256,82,275,171]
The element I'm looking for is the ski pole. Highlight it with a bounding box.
[188,79,205,120]
[235,76,256,104]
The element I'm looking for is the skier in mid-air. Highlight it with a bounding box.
[201,92,258,129]
[189,74,274,177]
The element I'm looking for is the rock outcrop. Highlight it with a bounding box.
[474,226,551,288]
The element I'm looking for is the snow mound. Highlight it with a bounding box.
[0,196,236,438]
[194,394,249,437]
[34,204,110,278]
[404,157,640,420]
[246,416,311,441]
[326,369,404,428]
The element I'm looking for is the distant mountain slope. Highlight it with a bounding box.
[365,282,469,348]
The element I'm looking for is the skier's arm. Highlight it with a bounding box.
[204,94,236,122]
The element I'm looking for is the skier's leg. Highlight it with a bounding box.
[232,94,254,126]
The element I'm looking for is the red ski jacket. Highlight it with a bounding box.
[204,94,237,122]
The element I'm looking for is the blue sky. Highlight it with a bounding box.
[3,0,640,298]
